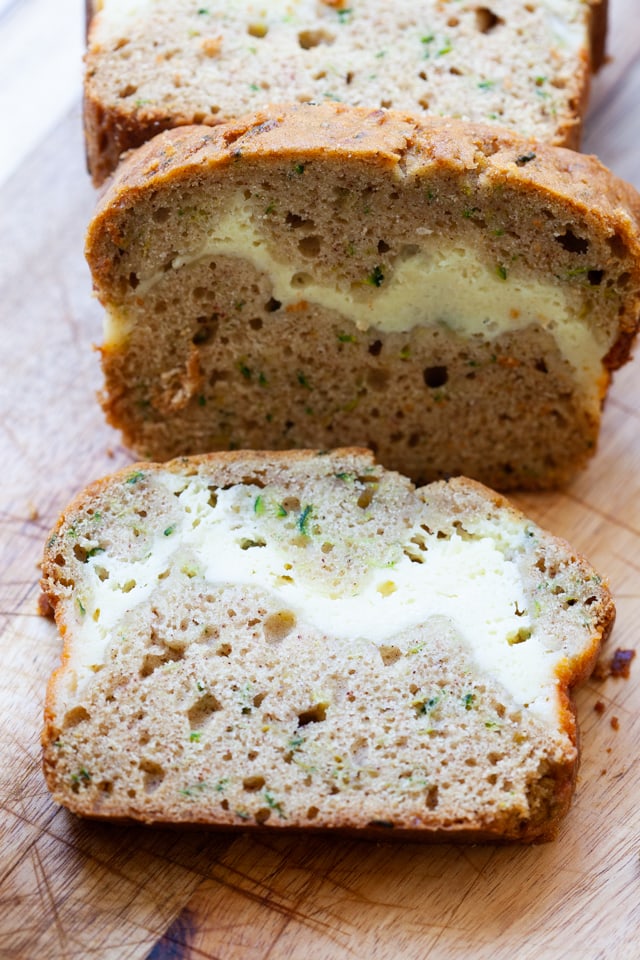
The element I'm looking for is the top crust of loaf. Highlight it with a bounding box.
[83,0,608,184]
[41,449,614,842]
[91,104,640,231]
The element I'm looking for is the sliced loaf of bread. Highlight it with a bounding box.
[84,0,608,184]
[41,449,614,842]
[86,104,640,490]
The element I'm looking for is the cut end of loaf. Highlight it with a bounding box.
[41,449,614,841]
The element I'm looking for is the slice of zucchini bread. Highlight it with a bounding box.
[41,448,614,842]
[84,0,608,184]
[85,103,640,489]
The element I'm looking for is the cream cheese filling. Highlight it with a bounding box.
[67,476,565,727]
[105,199,609,396]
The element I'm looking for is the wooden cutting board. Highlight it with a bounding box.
[1,6,639,958]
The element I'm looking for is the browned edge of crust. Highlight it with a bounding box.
[432,476,615,776]
[589,0,609,72]
[559,0,609,151]
[89,104,640,228]
[83,90,195,187]
[84,0,95,41]
[562,1,608,153]
[41,451,616,841]
[426,477,616,841]
[556,0,610,151]
[43,809,563,844]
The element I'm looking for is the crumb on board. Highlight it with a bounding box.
[610,716,620,731]
[610,649,636,678]
[594,700,606,715]
[38,592,55,619]
[592,648,636,681]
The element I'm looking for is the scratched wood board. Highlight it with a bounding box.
[1,4,639,958]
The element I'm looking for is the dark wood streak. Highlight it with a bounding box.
[145,909,196,960]
[144,907,228,960]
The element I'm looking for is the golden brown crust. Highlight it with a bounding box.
[589,0,609,72]
[88,105,640,304]
[30,804,564,843]
[83,89,199,186]
[90,105,640,249]
[559,0,609,151]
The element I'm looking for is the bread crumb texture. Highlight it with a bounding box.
[86,103,640,490]
[84,0,607,182]
[42,449,614,842]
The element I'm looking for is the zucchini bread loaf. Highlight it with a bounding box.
[86,104,640,489]
[84,0,607,184]
[42,449,614,841]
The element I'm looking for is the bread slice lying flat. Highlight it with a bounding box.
[86,103,640,490]
[84,0,608,184]
[41,449,614,842]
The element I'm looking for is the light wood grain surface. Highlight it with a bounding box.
[1,3,639,959]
